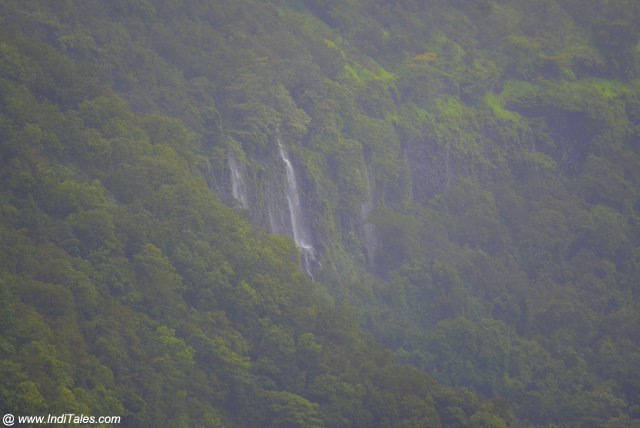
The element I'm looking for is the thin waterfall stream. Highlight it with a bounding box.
[228,154,249,208]
[277,140,317,278]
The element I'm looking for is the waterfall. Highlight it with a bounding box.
[277,140,317,277]
[360,171,377,267]
[228,154,249,209]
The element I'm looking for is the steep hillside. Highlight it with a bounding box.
[1,1,639,427]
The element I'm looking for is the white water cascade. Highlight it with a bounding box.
[228,154,249,209]
[360,171,377,267]
[277,140,317,277]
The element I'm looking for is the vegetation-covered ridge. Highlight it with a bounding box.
[1,0,639,427]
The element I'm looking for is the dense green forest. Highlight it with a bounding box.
[1,0,639,427]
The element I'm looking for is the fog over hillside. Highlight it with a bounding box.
[1,1,639,426]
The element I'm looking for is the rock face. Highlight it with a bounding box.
[223,136,320,277]
[219,120,491,278]
[218,118,494,279]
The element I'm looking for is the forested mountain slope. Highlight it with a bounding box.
[0,1,639,427]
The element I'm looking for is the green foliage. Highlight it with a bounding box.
[1,0,639,427]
